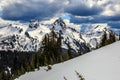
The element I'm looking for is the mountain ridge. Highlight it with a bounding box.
[0,18,118,53]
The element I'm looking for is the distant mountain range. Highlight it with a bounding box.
[0,18,118,53]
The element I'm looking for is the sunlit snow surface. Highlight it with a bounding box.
[16,41,120,80]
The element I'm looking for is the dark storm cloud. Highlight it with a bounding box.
[65,4,103,16]
[108,22,120,29]
[103,15,120,21]
[95,15,120,23]
[1,0,120,26]
[1,0,104,21]
[1,0,66,21]
[69,14,120,24]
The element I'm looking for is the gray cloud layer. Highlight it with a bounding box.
[1,0,120,25]
[1,0,66,21]
[65,0,103,16]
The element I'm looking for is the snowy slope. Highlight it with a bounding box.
[16,41,120,80]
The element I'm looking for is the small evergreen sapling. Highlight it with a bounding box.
[75,71,85,80]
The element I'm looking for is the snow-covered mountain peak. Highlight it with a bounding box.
[85,24,108,33]
[0,18,117,52]
[27,19,40,31]
[82,24,116,49]
[52,18,66,31]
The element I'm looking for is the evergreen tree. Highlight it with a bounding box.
[67,44,73,59]
[78,45,82,55]
[101,31,107,47]
[44,55,48,66]
[75,71,85,80]
[64,76,68,80]
[50,57,54,65]
[30,54,35,70]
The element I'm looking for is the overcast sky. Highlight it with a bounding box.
[0,0,120,28]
